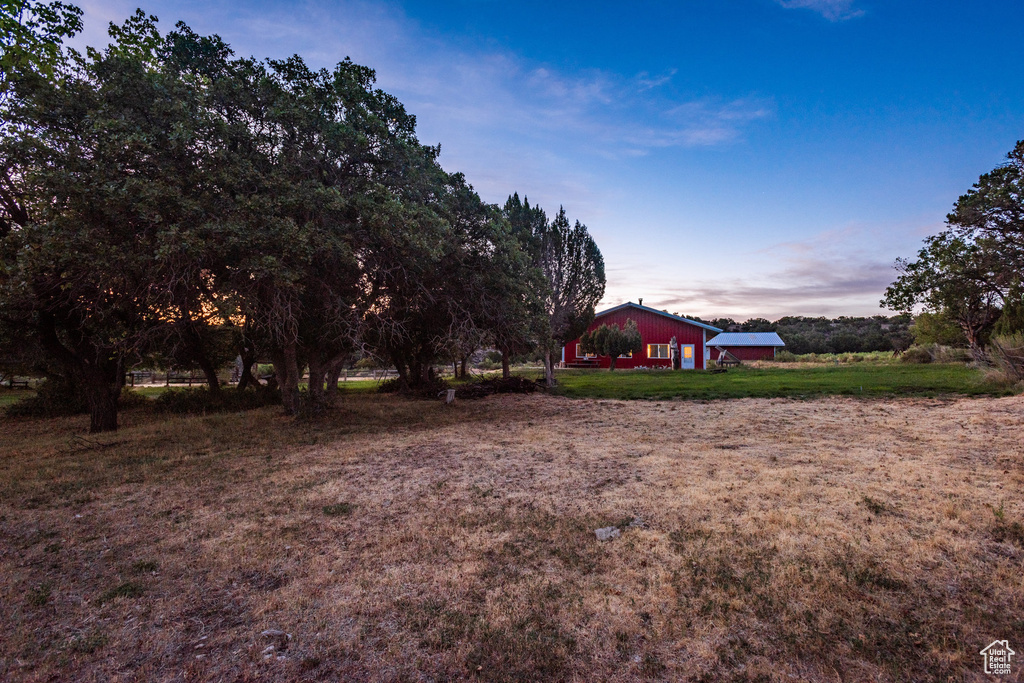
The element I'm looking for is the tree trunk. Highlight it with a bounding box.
[501,347,511,379]
[544,350,555,388]
[390,352,409,389]
[273,344,301,415]
[85,384,119,433]
[80,365,120,433]
[325,359,344,396]
[237,320,259,390]
[963,324,985,362]
[237,353,258,390]
[307,355,325,408]
[609,357,617,371]
[197,354,221,396]
[453,361,459,378]
[460,355,469,378]
[36,313,121,432]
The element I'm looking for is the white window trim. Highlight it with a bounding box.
[618,351,633,358]
[576,343,596,359]
[647,344,669,359]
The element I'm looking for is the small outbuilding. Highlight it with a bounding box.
[706,332,786,362]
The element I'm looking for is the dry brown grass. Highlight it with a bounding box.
[2,393,1023,682]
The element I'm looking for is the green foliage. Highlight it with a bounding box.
[886,141,1024,355]
[899,347,932,364]
[772,351,896,364]
[882,232,1001,353]
[989,333,1024,383]
[0,10,586,428]
[538,207,606,349]
[911,311,967,347]
[511,201,606,384]
[377,376,450,398]
[947,140,1024,274]
[536,364,1008,400]
[0,0,82,97]
[770,315,912,354]
[993,286,1024,336]
[455,376,541,398]
[5,374,85,417]
[579,319,642,370]
[152,386,281,415]
[118,386,151,411]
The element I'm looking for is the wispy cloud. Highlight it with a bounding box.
[70,0,775,212]
[775,0,865,21]
[636,68,677,91]
[604,222,933,319]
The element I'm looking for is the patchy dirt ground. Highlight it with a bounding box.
[2,393,1023,682]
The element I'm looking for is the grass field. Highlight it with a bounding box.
[538,363,1011,400]
[0,389,33,409]
[2,391,1023,682]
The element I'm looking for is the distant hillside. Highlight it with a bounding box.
[674,314,915,354]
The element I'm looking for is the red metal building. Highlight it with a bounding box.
[562,302,722,370]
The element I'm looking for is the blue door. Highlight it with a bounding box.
[681,344,695,369]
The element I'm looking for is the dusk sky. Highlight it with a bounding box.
[76,1,1024,320]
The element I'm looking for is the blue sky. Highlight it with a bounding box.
[76,1,1024,319]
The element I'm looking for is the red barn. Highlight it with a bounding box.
[562,302,722,370]
[706,332,786,362]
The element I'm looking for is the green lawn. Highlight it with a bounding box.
[0,390,33,408]
[530,363,1010,400]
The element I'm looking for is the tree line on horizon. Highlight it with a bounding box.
[678,314,916,355]
[0,3,606,432]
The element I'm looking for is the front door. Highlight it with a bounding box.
[681,344,695,369]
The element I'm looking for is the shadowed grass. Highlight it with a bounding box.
[0,389,34,408]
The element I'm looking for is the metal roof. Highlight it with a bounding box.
[706,332,786,347]
[595,302,723,333]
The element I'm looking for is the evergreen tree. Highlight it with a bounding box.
[580,319,641,371]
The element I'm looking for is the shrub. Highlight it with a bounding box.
[929,345,971,363]
[773,350,798,362]
[900,347,932,364]
[989,333,1024,383]
[6,375,86,417]
[457,376,542,399]
[378,376,450,399]
[119,387,151,410]
[153,386,281,415]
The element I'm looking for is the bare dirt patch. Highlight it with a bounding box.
[2,394,1023,681]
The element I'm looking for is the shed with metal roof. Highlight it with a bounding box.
[706,332,786,362]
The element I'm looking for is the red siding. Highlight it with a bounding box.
[709,346,778,361]
[563,306,710,370]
